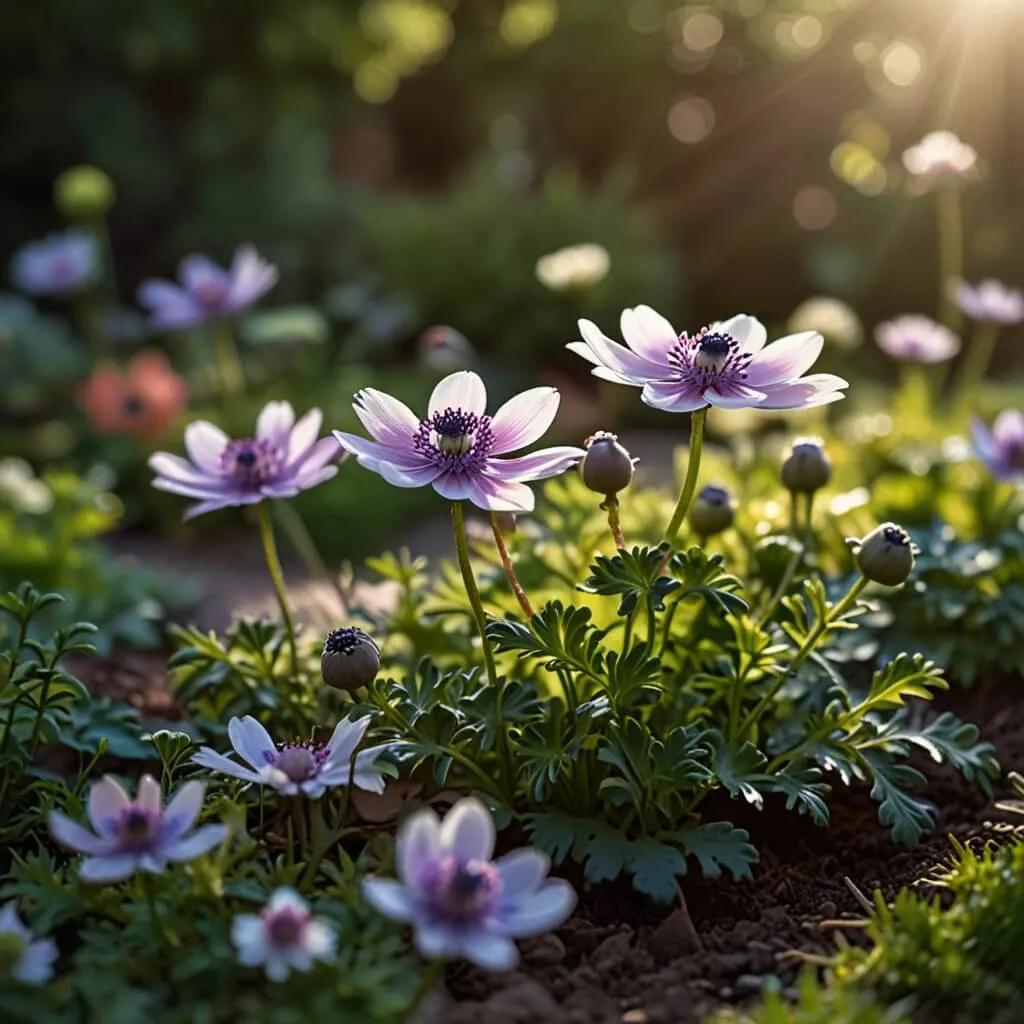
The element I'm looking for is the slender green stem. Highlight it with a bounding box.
[490,511,534,619]
[256,501,298,676]
[957,322,1000,418]
[603,496,626,549]
[27,669,53,759]
[757,493,814,627]
[273,502,343,600]
[937,188,964,332]
[144,875,178,947]
[738,575,868,740]
[212,318,246,398]
[452,502,512,796]
[73,290,105,355]
[662,407,708,546]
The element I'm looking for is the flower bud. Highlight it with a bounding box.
[781,437,832,495]
[754,535,801,589]
[54,165,115,221]
[321,627,380,691]
[853,523,916,587]
[688,483,735,538]
[580,431,634,496]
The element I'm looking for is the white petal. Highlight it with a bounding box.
[325,716,371,766]
[438,797,495,861]
[576,318,665,383]
[355,388,422,447]
[712,314,767,355]
[745,331,823,387]
[228,716,277,770]
[620,305,678,363]
[641,381,708,413]
[363,879,417,921]
[284,409,323,468]
[256,401,296,448]
[191,748,263,783]
[303,920,337,959]
[488,388,560,455]
[184,421,230,473]
[397,808,441,885]
[136,775,162,812]
[269,888,308,914]
[429,371,487,417]
[87,776,130,835]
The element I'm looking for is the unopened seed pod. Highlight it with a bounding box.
[580,431,634,496]
[321,627,381,691]
[855,523,915,587]
[54,165,115,221]
[781,437,832,495]
[689,483,735,538]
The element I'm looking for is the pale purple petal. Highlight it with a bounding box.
[413,922,465,960]
[498,880,577,937]
[379,461,443,487]
[79,854,140,883]
[459,930,518,972]
[620,305,678,364]
[363,878,417,920]
[429,371,487,418]
[163,824,227,861]
[574,319,665,384]
[161,781,205,838]
[489,388,560,455]
[332,432,434,473]
[149,452,224,491]
[438,798,494,861]
[288,435,340,476]
[13,938,58,985]
[484,447,585,483]
[192,747,264,783]
[712,314,767,355]
[324,716,371,767]
[184,421,230,473]
[397,808,441,885]
[180,254,230,295]
[223,245,278,312]
[49,812,114,855]
[432,472,475,502]
[137,280,202,328]
[745,331,823,387]
[137,775,162,812]
[284,409,323,467]
[757,373,849,410]
[183,494,262,520]
[0,904,24,935]
[229,716,277,769]
[495,848,550,896]
[464,475,536,513]
[354,389,421,447]
[256,401,296,448]
[349,768,388,793]
[972,418,998,463]
[87,776,130,835]
[705,383,767,409]
[992,409,1024,445]
[641,380,708,413]
[277,463,338,492]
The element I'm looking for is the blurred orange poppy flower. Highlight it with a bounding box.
[78,350,189,442]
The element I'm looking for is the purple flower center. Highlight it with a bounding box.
[264,907,308,947]
[115,806,161,850]
[50,255,78,285]
[669,329,752,392]
[882,525,910,547]
[123,394,145,417]
[220,438,283,489]
[414,407,495,473]
[424,856,501,924]
[273,742,328,782]
[196,279,226,309]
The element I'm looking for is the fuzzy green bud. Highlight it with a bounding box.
[853,523,916,587]
[781,437,832,495]
[688,483,735,538]
[321,627,380,691]
[754,534,801,588]
[580,431,634,496]
[54,166,115,221]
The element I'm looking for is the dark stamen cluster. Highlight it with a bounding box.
[414,407,494,472]
[221,438,283,488]
[668,328,753,390]
[323,626,376,656]
[882,525,910,547]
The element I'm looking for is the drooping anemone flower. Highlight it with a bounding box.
[953,279,1024,326]
[902,131,978,187]
[875,315,961,364]
[192,715,388,798]
[77,350,188,442]
[362,797,576,971]
[9,230,99,296]
[568,307,846,412]
[0,903,58,985]
[149,401,341,520]
[137,246,278,330]
[232,889,337,982]
[48,775,227,883]
[973,410,1024,483]
[332,371,585,513]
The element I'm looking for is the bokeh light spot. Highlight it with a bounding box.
[682,12,725,52]
[881,40,924,86]
[499,0,558,48]
[793,186,838,231]
[667,96,716,143]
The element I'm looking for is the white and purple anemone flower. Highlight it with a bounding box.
[0,903,58,985]
[10,230,99,296]
[332,371,586,513]
[192,715,388,798]
[48,775,227,884]
[362,797,576,972]
[149,401,341,520]
[137,246,278,330]
[954,279,1024,326]
[231,888,337,982]
[973,410,1024,483]
[875,315,961,364]
[568,307,847,413]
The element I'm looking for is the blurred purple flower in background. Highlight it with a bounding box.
[232,889,337,981]
[137,246,278,330]
[193,715,388,798]
[569,307,846,412]
[363,797,576,971]
[333,371,585,512]
[0,903,58,985]
[875,315,961,363]
[49,775,227,883]
[954,279,1024,326]
[973,410,1024,482]
[9,230,99,295]
[149,401,340,519]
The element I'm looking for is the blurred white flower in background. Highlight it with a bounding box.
[788,296,864,351]
[901,131,978,187]
[0,459,53,515]
[535,243,610,292]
